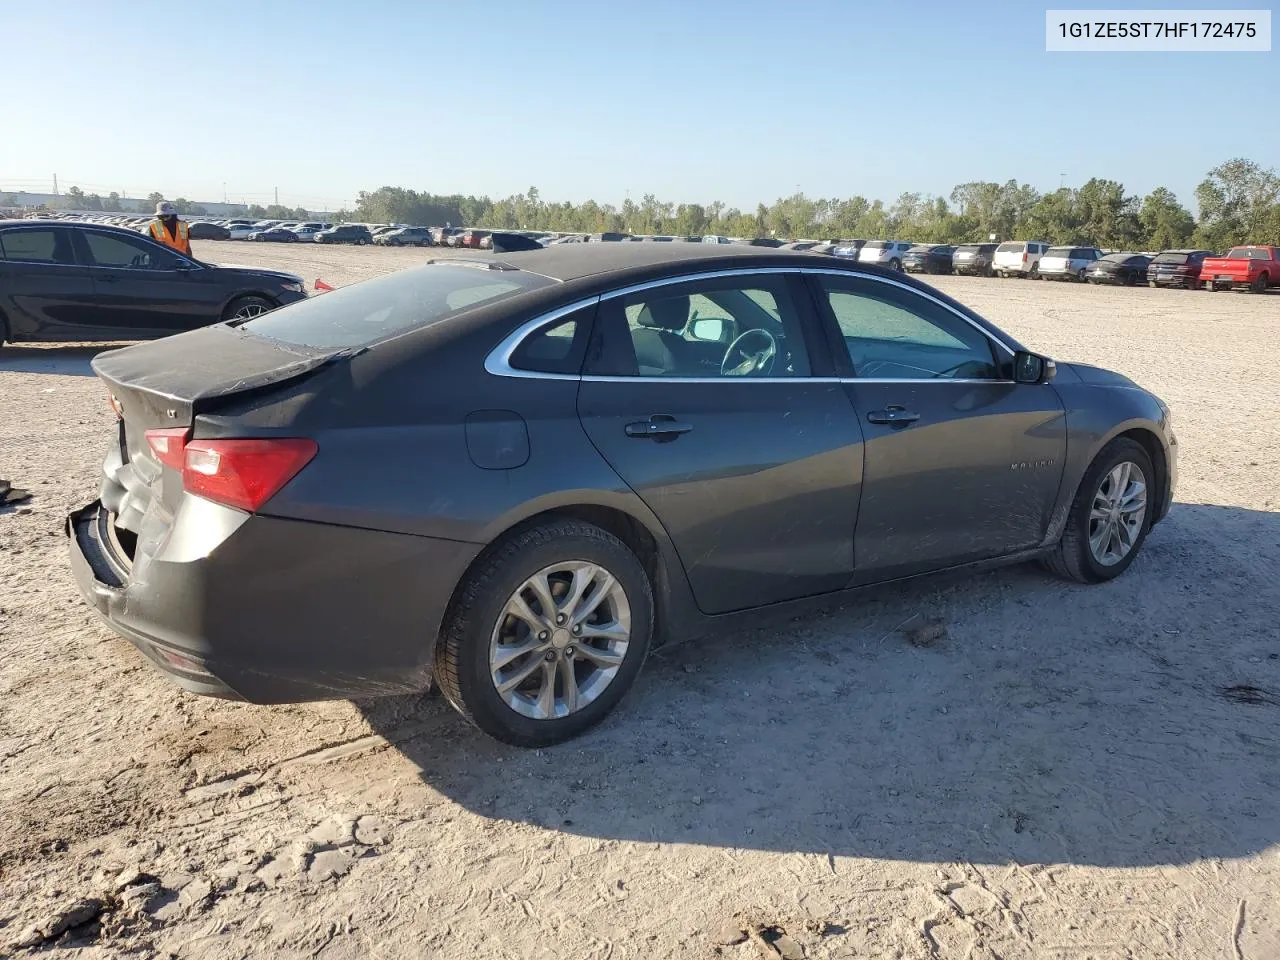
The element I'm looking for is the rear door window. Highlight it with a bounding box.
[0,227,76,264]
[241,263,554,349]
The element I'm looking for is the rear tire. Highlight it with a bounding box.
[222,295,275,322]
[888,258,901,272]
[1251,272,1269,293]
[1042,438,1154,584]
[434,519,654,747]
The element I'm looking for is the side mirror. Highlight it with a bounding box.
[690,317,725,341]
[1013,350,1056,384]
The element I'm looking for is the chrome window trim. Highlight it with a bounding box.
[484,295,601,380]
[483,266,1018,382]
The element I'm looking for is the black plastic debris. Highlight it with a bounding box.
[1,479,33,506]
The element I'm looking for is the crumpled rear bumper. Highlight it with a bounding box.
[66,498,482,703]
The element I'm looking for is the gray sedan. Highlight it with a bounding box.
[68,244,1176,746]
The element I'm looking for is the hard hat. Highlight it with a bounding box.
[156,201,177,216]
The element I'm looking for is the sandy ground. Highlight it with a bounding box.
[2,240,1279,959]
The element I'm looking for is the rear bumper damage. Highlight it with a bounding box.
[67,499,482,703]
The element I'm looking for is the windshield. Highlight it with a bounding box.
[240,264,555,349]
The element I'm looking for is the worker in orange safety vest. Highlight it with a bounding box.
[148,201,193,256]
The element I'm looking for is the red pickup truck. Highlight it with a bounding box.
[1201,245,1280,293]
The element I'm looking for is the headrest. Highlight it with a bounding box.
[638,295,690,330]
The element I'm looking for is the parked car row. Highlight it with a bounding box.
[895,240,1280,291]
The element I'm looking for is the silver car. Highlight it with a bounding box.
[1038,245,1102,281]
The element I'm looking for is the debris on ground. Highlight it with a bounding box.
[746,923,805,959]
[0,479,32,506]
[12,897,111,949]
[904,617,948,648]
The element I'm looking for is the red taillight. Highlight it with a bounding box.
[182,439,317,512]
[146,427,191,471]
[1022,252,1028,263]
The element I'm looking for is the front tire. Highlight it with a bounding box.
[1043,438,1154,584]
[435,519,654,747]
[222,295,275,322]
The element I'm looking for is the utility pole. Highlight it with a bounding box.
[274,186,278,206]
[223,182,227,204]
[1059,173,1067,190]
[52,173,58,195]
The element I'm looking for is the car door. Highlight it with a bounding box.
[807,272,1067,583]
[0,225,99,339]
[576,270,865,615]
[77,229,223,334]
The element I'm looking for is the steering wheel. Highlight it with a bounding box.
[721,328,779,377]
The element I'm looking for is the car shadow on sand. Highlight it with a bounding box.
[357,502,1280,868]
[0,345,114,377]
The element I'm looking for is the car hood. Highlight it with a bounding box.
[1059,362,1140,389]
[204,263,305,285]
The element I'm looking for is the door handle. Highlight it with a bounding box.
[625,415,694,441]
[867,405,921,426]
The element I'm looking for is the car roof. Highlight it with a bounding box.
[475,242,837,282]
[0,219,146,239]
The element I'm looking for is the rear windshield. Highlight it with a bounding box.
[1099,253,1130,263]
[240,263,555,349]
[1152,252,1189,264]
[862,240,888,249]
[1045,247,1073,257]
[996,242,1023,253]
[956,244,995,254]
[1227,247,1268,260]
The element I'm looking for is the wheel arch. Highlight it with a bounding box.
[451,496,693,651]
[219,291,280,320]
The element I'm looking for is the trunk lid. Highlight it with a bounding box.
[93,324,343,534]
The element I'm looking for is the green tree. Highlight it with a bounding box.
[83,192,104,211]
[1139,187,1195,250]
[65,186,86,209]
[103,191,123,212]
[146,191,165,210]
[1022,188,1080,244]
[1195,158,1280,249]
[1075,178,1141,248]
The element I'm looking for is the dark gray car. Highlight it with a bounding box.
[67,245,1177,746]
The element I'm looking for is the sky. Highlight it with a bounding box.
[4,0,1276,212]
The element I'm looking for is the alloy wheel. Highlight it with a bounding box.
[231,302,269,321]
[1088,461,1148,566]
[489,561,631,720]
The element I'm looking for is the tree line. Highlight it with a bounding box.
[0,188,312,223]
[345,157,1280,251]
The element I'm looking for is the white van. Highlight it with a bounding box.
[993,240,1051,278]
